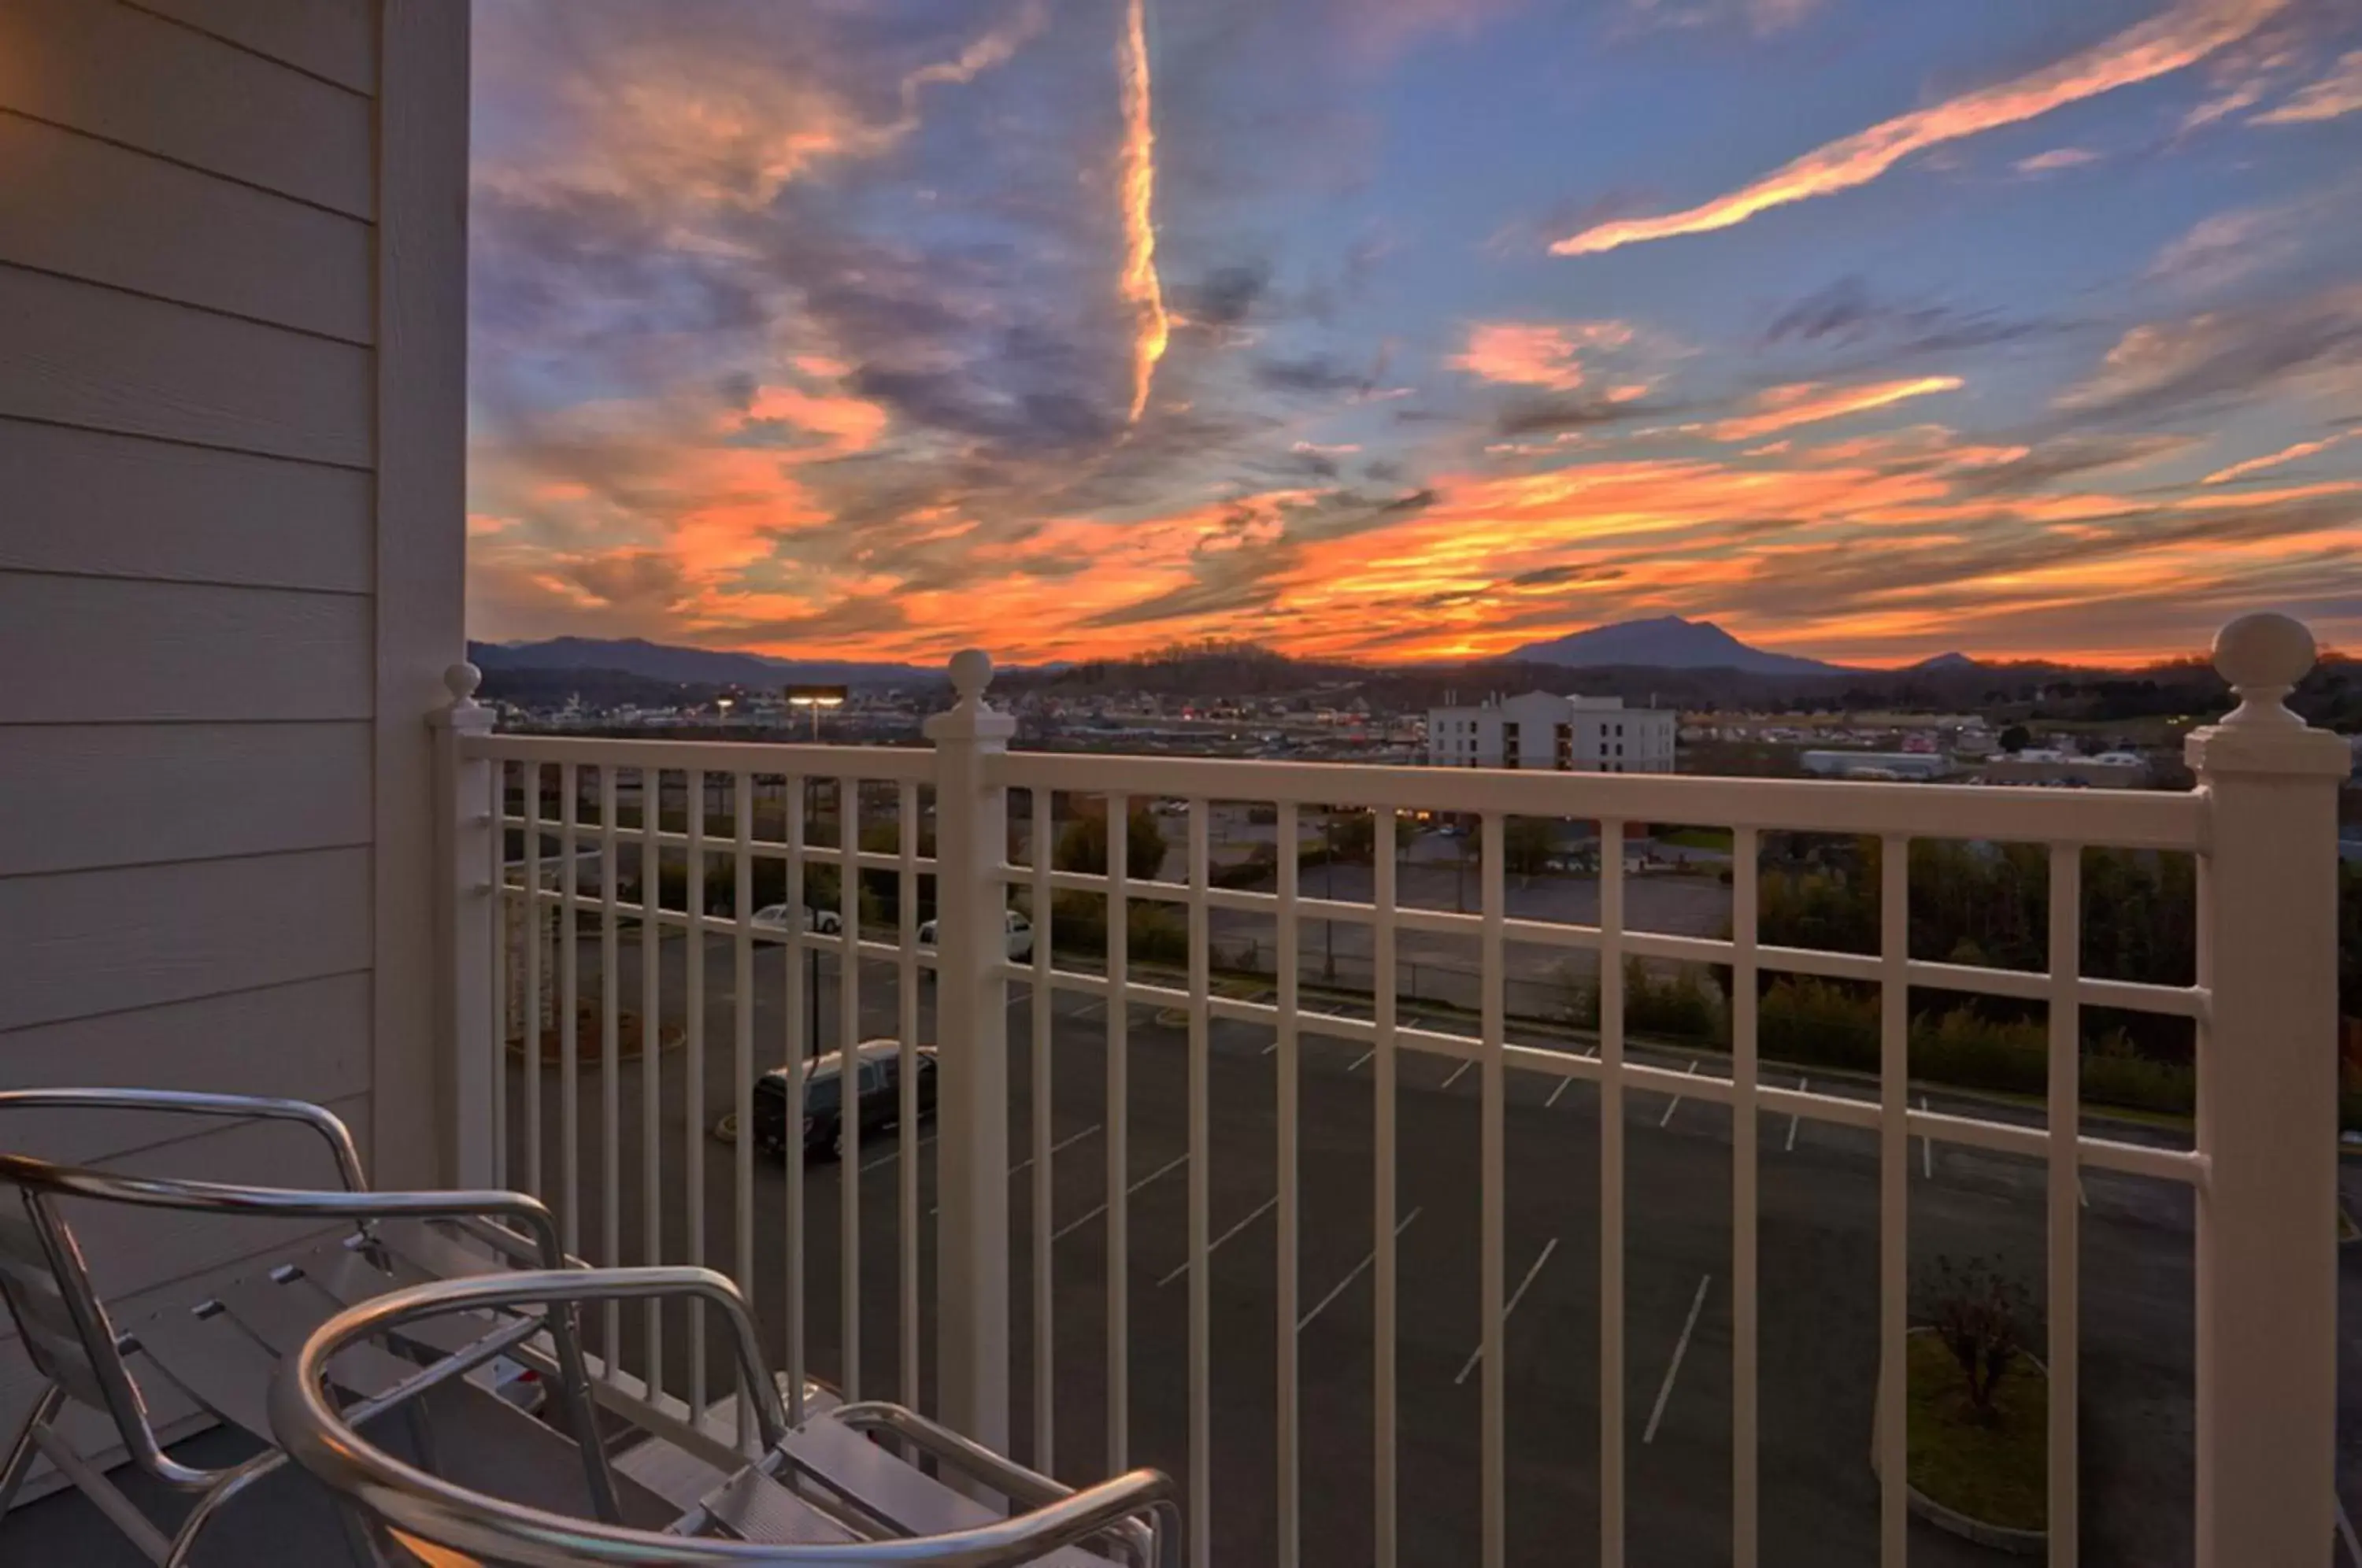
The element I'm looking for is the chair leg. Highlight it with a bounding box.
[0,1382,62,1516]
[544,1308,624,1523]
[159,1452,280,1568]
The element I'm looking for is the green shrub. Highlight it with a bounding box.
[1623,957,1726,1043]
[1759,976,1881,1072]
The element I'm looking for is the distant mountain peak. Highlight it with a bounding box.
[1910,651,1981,671]
[1507,617,1849,675]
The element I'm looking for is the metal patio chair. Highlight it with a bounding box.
[271,1265,1180,1566]
[0,1088,621,1566]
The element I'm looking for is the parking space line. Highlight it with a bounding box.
[2337,1493,2360,1567]
[1786,1077,1805,1152]
[1440,1060,1472,1091]
[1453,1237,1560,1385]
[1657,1060,1699,1128]
[1919,1096,1933,1178]
[1642,1274,1713,1444]
[1261,1039,1279,1056]
[1346,1048,1375,1073]
[1545,1075,1575,1109]
[1157,1194,1279,1287]
[1046,1150,1190,1243]
[1298,1207,1423,1331]
[1074,999,1107,1019]
[1010,1122,1102,1177]
[861,1133,935,1175]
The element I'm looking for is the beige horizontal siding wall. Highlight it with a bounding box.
[0,0,465,1492]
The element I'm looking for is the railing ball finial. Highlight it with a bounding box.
[443,661,483,706]
[2212,612,2314,730]
[948,648,994,708]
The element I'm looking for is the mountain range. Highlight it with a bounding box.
[466,638,937,688]
[468,621,1996,686]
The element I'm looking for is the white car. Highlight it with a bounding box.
[916,910,1034,961]
[750,903,842,937]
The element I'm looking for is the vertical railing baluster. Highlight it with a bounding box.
[487,756,507,1192]
[435,667,498,1190]
[2047,844,2081,1568]
[1106,790,1131,1473]
[1373,808,1399,1568]
[783,774,808,1426]
[1275,801,1301,1568]
[639,768,663,1404]
[901,781,923,1413]
[560,764,579,1259]
[1186,798,1211,1568]
[1479,812,1506,1568]
[733,775,756,1333]
[924,653,1016,1450]
[1877,834,1909,1567]
[1731,826,1760,1568]
[687,768,708,1415]
[1598,816,1625,1568]
[599,767,620,1370]
[840,774,863,1403]
[524,763,543,1203]
[1030,786,1054,1465]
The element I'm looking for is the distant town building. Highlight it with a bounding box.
[1425,691,1677,773]
[1800,750,1957,782]
[1979,753,2151,788]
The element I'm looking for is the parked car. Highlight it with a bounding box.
[750,1039,936,1158]
[914,909,1034,961]
[750,903,842,937]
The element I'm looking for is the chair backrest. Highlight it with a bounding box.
[0,1161,165,1466]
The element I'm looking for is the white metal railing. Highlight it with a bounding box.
[433,612,2349,1568]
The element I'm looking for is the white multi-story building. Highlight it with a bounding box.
[1425,691,1679,771]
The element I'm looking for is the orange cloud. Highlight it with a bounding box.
[1709,376,1964,442]
[739,386,890,454]
[1550,0,2286,256]
[1449,320,1635,391]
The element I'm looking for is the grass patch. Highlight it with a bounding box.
[1657,827,1734,852]
[1906,1330,2047,1533]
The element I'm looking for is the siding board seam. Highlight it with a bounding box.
[0,562,372,600]
[0,838,376,884]
[0,411,372,477]
[0,106,375,227]
[0,969,374,1042]
[0,257,372,351]
[117,2,376,101]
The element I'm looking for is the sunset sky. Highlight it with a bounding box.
[467,0,2362,668]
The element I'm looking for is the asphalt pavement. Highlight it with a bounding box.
[503,930,2357,1567]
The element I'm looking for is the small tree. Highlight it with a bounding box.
[1054,805,1168,881]
[1504,817,1557,875]
[1997,723,2031,754]
[1920,1256,2029,1422]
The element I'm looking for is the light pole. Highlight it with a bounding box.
[1322,811,1337,982]
[783,686,847,1060]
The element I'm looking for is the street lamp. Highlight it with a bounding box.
[783,684,848,742]
[782,686,847,1062]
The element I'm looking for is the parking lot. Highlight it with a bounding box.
[505,932,2356,1566]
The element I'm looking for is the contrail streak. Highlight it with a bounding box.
[1550,0,2287,257]
[1118,0,1168,423]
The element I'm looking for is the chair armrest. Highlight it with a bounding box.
[0,1089,366,1191]
[827,1401,1158,1565]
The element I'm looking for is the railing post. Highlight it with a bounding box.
[432,662,498,1189]
[924,650,1017,1449]
[2185,612,2348,1568]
